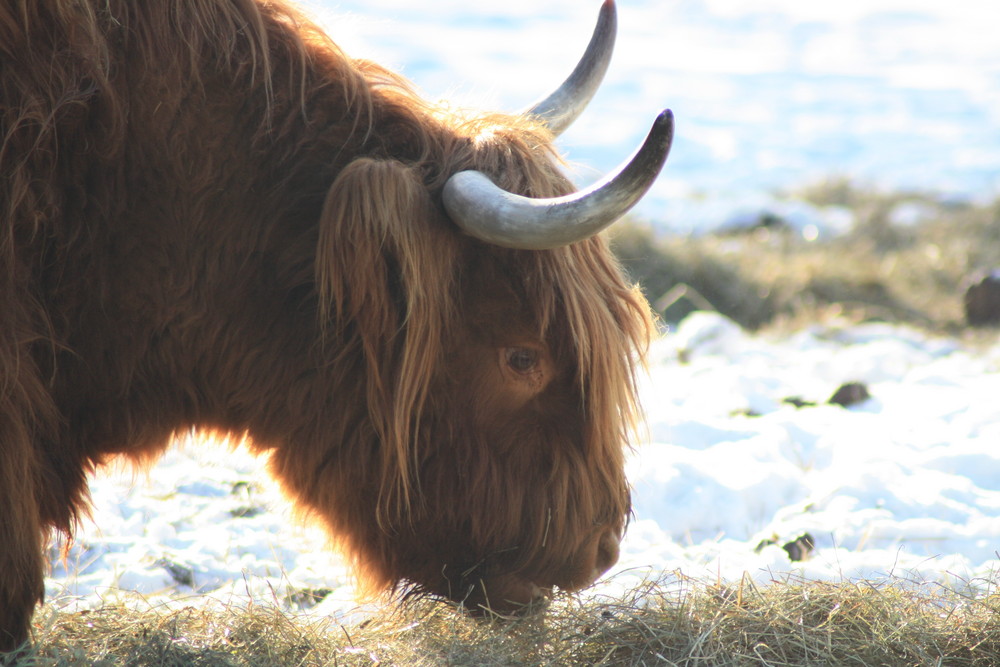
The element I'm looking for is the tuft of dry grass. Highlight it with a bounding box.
[10,575,1000,666]
[613,181,1000,334]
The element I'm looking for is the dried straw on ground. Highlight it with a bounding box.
[13,574,1000,665]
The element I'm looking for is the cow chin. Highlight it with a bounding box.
[456,525,622,615]
[463,575,551,615]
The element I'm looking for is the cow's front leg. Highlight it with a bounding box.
[0,438,45,657]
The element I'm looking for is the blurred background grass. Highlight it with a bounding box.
[613,180,1000,333]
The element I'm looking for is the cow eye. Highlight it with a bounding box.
[504,347,539,374]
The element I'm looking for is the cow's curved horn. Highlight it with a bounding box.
[525,0,617,136]
[443,109,674,250]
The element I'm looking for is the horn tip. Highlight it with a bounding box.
[600,0,617,26]
[654,109,676,138]
[653,109,675,137]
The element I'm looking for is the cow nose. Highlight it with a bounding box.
[471,575,550,614]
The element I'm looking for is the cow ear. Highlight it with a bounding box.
[315,157,456,517]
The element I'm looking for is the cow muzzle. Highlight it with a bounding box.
[469,525,622,614]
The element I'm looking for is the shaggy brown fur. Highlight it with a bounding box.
[0,0,653,652]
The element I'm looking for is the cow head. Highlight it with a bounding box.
[293,0,671,612]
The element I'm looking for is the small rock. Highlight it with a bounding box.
[829,382,870,407]
[156,558,195,588]
[783,396,816,409]
[782,533,815,562]
[755,533,815,562]
[230,505,264,518]
[964,271,1000,327]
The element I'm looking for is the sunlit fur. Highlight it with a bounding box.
[0,0,653,650]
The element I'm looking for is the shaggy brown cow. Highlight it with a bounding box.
[0,0,672,652]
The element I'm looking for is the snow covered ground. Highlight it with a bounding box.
[45,314,1000,620]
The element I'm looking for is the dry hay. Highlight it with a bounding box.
[10,574,1000,666]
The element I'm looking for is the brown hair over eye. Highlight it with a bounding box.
[505,347,539,374]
